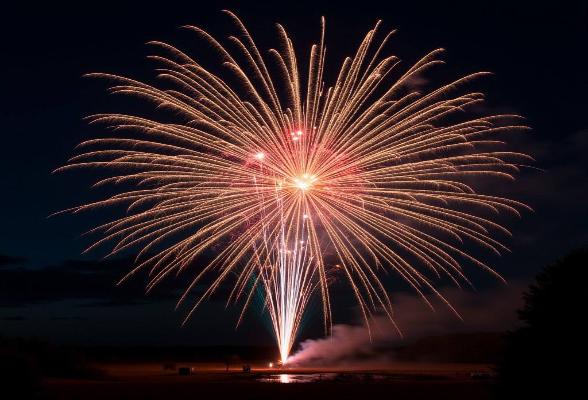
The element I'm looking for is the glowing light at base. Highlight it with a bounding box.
[58,11,530,364]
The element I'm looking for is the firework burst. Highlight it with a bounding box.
[57,11,531,364]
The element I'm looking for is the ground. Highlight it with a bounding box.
[44,362,494,400]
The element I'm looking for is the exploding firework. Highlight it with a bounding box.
[57,11,531,364]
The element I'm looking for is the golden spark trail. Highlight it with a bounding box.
[57,11,531,363]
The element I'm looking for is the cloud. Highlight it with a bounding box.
[0,252,241,310]
[0,256,181,307]
[403,74,429,91]
[1,315,26,321]
[49,316,86,321]
[501,129,588,249]
[0,254,26,268]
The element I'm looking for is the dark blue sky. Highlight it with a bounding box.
[1,1,587,346]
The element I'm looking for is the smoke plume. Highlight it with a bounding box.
[287,282,526,365]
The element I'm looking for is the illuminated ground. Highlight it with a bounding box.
[44,362,495,400]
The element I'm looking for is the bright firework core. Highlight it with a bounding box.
[292,174,317,192]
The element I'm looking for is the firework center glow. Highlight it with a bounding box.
[292,174,317,192]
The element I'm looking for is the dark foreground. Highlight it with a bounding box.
[43,362,494,400]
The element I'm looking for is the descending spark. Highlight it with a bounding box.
[56,11,531,364]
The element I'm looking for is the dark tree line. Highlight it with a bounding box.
[496,248,586,398]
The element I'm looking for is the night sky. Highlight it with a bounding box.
[1,1,587,347]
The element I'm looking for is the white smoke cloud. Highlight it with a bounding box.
[287,282,527,366]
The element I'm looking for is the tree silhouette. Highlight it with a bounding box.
[495,248,586,398]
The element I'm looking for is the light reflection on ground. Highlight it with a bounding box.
[258,373,338,383]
